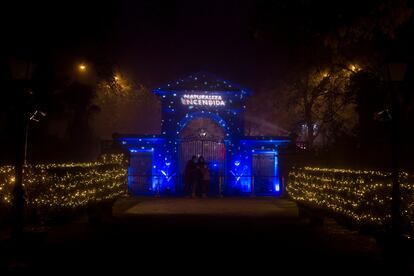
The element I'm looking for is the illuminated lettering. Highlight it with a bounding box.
[181,94,226,106]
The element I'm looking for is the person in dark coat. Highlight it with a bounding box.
[198,156,210,198]
[184,155,198,197]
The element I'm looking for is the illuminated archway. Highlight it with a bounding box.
[116,72,290,196]
[178,117,226,195]
[176,111,231,139]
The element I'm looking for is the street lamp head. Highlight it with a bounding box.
[374,109,392,122]
[349,64,360,72]
[78,64,87,72]
[29,110,46,122]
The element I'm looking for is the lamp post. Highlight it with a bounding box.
[385,62,407,242]
[9,59,35,238]
[24,110,47,166]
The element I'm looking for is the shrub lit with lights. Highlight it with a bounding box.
[0,154,127,220]
[287,167,414,235]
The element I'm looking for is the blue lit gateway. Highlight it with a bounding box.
[115,72,289,196]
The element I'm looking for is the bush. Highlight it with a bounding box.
[287,167,414,237]
[0,157,127,225]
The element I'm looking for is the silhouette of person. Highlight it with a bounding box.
[198,156,210,198]
[184,155,198,197]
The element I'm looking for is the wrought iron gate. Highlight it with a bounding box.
[179,133,226,195]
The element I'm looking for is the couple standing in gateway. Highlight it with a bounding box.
[184,155,210,198]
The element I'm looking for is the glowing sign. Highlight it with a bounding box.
[181,94,225,106]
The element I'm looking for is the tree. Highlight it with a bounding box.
[324,0,413,67]
[250,0,413,152]
[91,73,160,140]
[283,63,359,149]
[323,0,414,169]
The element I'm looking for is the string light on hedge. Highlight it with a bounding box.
[287,167,414,228]
[0,154,128,211]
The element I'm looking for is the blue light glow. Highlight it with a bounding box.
[275,183,280,192]
[273,151,280,194]
[117,72,288,196]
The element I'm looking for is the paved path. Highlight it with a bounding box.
[2,197,412,275]
[122,197,298,216]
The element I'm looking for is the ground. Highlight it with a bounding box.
[1,197,413,275]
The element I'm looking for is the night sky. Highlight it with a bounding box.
[2,0,414,165]
[4,0,387,89]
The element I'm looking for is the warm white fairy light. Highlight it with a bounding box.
[0,154,127,210]
[287,167,414,229]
